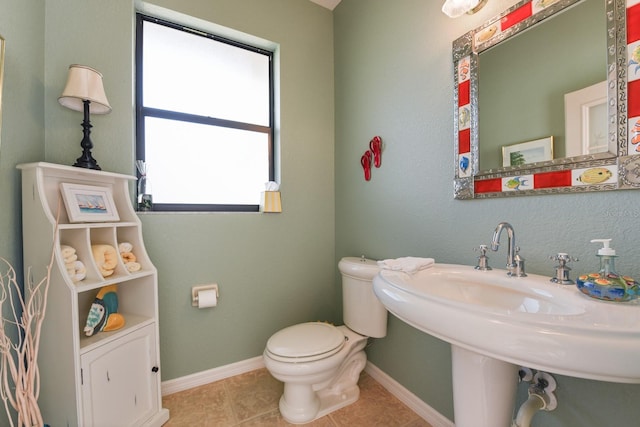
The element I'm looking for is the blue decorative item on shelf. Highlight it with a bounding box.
[84,285,126,336]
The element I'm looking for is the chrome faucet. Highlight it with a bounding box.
[490,222,526,277]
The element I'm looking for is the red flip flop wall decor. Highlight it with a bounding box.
[370,136,382,168]
[360,136,382,181]
[361,150,372,181]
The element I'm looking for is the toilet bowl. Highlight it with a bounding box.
[263,257,387,424]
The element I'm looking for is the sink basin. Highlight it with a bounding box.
[373,263,640,383]
[396,266,585,316]
[374,263,640,426]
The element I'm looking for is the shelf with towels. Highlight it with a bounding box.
[17,161,169,427]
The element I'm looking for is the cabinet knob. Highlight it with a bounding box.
[152,366,159,373]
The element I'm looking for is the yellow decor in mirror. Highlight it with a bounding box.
[452,0,640,198]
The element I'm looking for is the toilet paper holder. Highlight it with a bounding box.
[191,284,219,307]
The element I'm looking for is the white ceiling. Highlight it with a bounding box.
[308,0,342,10]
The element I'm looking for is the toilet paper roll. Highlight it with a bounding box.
[197,289,218,308]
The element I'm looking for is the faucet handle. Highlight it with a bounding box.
[474,244,489,253]
[549,253,578,285]
[512,247,527,277]
[549,253,578,263]
[473,245,492,271]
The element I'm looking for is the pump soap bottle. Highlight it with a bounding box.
[576,239,639,302]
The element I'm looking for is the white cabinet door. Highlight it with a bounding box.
[81,324,160,427]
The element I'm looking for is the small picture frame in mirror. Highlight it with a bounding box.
[502,136,553,167]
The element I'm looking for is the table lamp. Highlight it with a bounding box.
[58,64,111,170]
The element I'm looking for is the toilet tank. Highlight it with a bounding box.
[338,257,388,338]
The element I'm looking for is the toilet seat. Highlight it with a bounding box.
[266,322,346,363]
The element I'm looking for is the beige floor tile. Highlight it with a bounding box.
[238,409,336,426]
[162,368,433,427]
[225,369,284,422]
[328,374,423,427]
[163,380,237,426]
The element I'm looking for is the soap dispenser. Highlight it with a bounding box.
[576,239,639,302]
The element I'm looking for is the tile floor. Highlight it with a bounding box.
[162,368,433,426]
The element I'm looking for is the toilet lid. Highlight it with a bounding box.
[266,322,345,360]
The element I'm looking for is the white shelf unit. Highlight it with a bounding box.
[18,162,169,427]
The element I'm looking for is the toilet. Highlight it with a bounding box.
[263,257,388,424]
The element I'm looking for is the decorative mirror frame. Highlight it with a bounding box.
[452,0,640,199]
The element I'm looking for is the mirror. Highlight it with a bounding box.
[452,0,640,199]
[479,0,607,170]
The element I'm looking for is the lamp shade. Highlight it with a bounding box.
[442,0,482,18]
[58,64,112,114]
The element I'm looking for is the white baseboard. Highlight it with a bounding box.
[161,356,265,396]
[364,362,455,427]
[161,357,454,427]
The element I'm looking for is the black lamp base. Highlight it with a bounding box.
[73,156,101,170]
[73,99,101,171]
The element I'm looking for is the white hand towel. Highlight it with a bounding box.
[60,245,76,259]
[377,257,435,274]
[118,242,133,254]
[64,253,78,264]
[73,260,87,282]
[125,261,141,272]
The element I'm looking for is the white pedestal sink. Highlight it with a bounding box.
[373,264,640,427]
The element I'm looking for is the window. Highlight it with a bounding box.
[135,14,274,211]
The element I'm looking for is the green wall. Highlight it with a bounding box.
[0,0,44,276]
[334,0,640,426]
[2,0,337,384]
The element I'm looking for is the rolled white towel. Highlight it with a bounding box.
[125,261,141,272]
[60,245,76,259]
[64,253,78,264]
[118,242,133,254]
[73,260,87,282]
[377,257,435,274]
